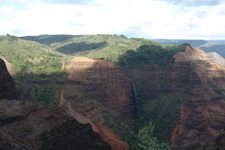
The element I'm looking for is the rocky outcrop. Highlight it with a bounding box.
[0,99,111,150]
[171,46,225,150]
[0,58,17,100]
[0,56,16,78]
[59,57,131,150]
[207,52,225,66]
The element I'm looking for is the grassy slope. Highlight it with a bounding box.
[0,35,71,105]
[21,34,161,63]
[0,35,70,73]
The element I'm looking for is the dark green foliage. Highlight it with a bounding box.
[117,43,186,67]
[130,38,162,46]
[138,122,171,150]
[20,34,80,45]
[120,34,128,39]
[56,41,108,54]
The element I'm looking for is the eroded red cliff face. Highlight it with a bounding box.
[59,57,131,150]
[0,99,111,150]
[171,46,225,150]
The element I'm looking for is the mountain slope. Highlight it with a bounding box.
[0,35,71,105]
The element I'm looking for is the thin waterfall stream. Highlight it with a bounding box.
[132,81,141,118]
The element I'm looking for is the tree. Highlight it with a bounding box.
[138,122,171,150]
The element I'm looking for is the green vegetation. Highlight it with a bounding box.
[117,43,187,66]
[0,35,69,74]
[56,41,108,54]
[0,35,70,105]
[138,122,171,150]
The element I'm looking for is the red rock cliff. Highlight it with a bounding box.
[171,46,225,149]
[59,57,131,150]
[0,99,111,150]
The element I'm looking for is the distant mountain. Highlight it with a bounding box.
[152,39,225,58]
[208,40,225,43]
[199,43,225,58]
[152,39,208,47]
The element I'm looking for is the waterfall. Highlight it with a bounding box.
[132,82,141,118]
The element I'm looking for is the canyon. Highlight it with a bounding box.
[1,34,225,149]
[57,46,225,149]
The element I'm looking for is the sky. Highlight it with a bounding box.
[1,0,225,40]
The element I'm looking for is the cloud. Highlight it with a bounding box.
[0,0,93,6]
[0,0,31,6]
[158,0,222,7]
[40,0,93,5]
[1,0,225,39]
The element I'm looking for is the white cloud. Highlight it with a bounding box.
[1,0,225,39]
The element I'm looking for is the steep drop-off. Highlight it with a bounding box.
[59,57,131,150]
[119,46,225,149]
[171,46,225,149]
[0,58,111,150]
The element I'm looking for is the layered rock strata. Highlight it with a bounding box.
[171,46,225,149]
[59,57,131,150]
[0,99,111,150]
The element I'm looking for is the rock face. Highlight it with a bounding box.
[0,99,111,150]
[207,52,225,66]
[198,131,225,150]
[59,57,131,150]
[0,58,17,100]
[0,57,112,150]
[65,57,131,118]
[171,46,225,150]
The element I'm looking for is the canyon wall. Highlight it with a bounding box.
[171,46,225,149]
[59,57,131,150]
